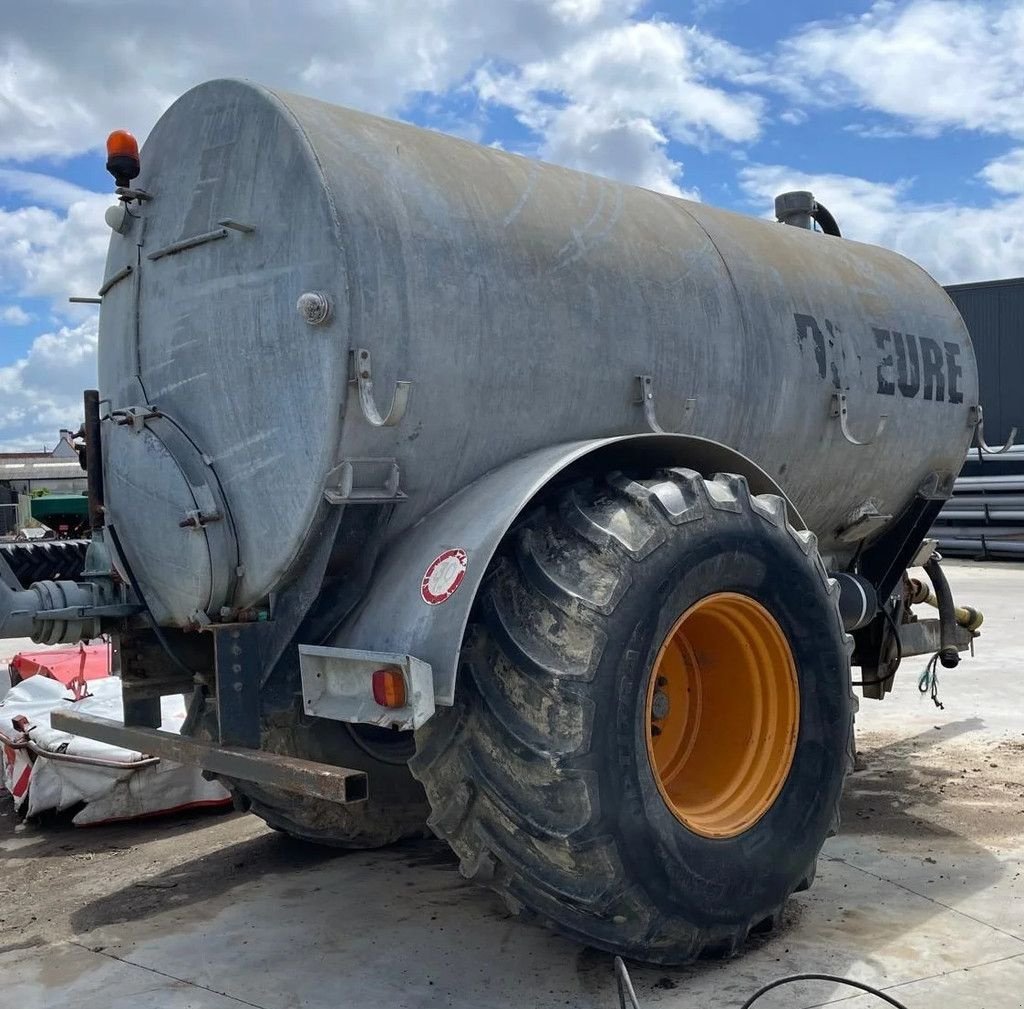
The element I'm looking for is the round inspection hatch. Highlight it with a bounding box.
[103,415,237,626]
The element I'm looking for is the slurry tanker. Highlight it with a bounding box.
[0,80,991,963]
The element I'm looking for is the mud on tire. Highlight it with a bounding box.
[197,701,431,849]
[410,468,855,963]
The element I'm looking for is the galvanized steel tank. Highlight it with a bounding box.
[97,79,977,626]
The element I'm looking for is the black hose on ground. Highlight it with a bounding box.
[613,958,911,1009]
[924,557,960,669]
[737,972,910,1009]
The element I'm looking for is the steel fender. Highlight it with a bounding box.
[332,433,803,706]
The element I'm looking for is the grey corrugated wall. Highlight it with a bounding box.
[945,277,1024,445]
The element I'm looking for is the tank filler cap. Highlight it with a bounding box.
[297,291,333,326]
[775,190,841,237]
[775,190,815,228]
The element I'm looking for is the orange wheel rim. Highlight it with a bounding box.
[645,592,799,839]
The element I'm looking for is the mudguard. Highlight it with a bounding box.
[332,433,803,706]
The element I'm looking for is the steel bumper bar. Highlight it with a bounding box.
[49,710,368,804]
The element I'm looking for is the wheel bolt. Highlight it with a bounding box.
[651,690,670,720]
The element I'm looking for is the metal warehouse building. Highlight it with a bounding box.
[0,431,85,536]
[934,277,1024,558]
[945,277,1024,448]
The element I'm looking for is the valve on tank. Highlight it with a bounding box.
[775,190,842,237]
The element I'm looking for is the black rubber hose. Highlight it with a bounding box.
[851,605,903,688]
[812,201,842,237]
[924,557,960,669]
[738,972,910,1009]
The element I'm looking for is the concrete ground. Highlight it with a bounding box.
[1,561,1022,1009]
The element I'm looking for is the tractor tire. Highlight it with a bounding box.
[198,702,431,849]
[0,539,89,588]
[410,468,854,963]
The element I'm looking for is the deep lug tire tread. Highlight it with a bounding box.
[193,703,431,849]
[0,539,89,588]
[411,469,853,963]
[226,778,432,849]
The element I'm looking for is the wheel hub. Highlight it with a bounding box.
[645,592,799,838]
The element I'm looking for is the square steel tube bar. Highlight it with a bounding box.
[50,710,368,804]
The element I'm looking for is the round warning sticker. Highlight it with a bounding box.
[421,548,468,605]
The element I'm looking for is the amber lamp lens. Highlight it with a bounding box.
[371,668,407,709]
[106,130,139,161]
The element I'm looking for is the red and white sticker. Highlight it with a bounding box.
[421,548,468,605]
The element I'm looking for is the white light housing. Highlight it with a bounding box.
[104,203,128,234]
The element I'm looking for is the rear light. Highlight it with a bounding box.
[372,668,406,709]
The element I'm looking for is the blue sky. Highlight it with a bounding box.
[3,0,1024,449]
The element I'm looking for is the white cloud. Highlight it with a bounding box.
[0,191,110,307]
[691,0,752,19]
[4,0,1022,454]
[738,162,1024,285]
[0,0,666,449]
[543,108,694,198]
[777,1,1024,138]
[0,0,641,161]
[476,20,763,196]
[1,305,32,325]
[0,0,765,206]
[0,168,100,211]
[1,0,766,202]
[0,174,107,447]
[0,319,97,450]
[842,122,912,140]
[979,148,1024,195]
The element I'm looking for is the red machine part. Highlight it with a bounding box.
[9,643,110,687]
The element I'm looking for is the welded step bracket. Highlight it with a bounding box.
[323,459,407,504]
[635,374,696,434]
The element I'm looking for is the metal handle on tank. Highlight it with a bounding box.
[351,349,411,428]
[831,392,888,446]
[967,404,1017,455]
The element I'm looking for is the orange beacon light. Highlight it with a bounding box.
[105,130,140,188]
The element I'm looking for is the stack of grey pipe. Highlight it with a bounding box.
[932,445,1024,559]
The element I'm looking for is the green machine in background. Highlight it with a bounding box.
[29,494,90,539]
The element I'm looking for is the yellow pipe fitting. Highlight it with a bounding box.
[907,577,984,632]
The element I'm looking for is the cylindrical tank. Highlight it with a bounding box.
[97,79,977,626]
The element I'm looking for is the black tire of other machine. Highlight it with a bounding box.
[0,539,89,588]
